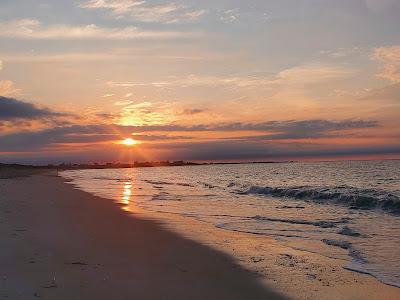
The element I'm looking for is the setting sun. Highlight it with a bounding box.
[121,138,139,146]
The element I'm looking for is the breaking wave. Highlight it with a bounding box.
[239,185,400,213]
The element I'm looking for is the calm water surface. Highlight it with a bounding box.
[61,160,400,288]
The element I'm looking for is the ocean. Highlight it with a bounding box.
[60,160,400,288]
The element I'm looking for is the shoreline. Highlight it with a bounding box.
[61,171,400,300]
[114,199,400,300]
[0,171,286,299]
[1,170,399,299]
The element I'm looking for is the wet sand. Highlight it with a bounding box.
[0,171,286,299]
[145,205,400,300]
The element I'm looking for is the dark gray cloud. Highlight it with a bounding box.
[0,119,385,161]
[151,140,400,161]
[0,124,193,151]
[125,119,378,133]
[0,96,64,120]
[211,119,378,132]
[132,134,193,141]
[223,132,330,141]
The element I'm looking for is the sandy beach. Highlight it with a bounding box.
[0,171,286,300]
[1,170,399,300]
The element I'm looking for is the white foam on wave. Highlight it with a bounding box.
[239,185,400,213]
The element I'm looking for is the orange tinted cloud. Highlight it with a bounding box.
[373,45,400,83]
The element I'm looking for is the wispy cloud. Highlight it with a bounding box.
[274,64,355,85]
[0,19,192,40]
[124,119,378,133]
[373,45,400,83]
[320,47,363,59]
[0,50,213,63]
[79,0,145,13]
[102,93,115,98]
[107,64,354,89]
[80,0,206,24]
[219,9,240,23]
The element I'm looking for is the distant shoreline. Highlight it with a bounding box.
[0,160,289,171]
[1,158,399,171]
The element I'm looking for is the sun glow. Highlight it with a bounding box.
[121,138,139,146]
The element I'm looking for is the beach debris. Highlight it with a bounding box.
[42,276,57,289]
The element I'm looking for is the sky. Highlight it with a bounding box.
[0,0,399,164]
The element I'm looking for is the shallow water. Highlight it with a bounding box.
[61,160,400,288]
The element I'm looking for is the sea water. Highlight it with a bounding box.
[61,160,400,288]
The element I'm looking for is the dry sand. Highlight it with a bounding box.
[0,171,286,300]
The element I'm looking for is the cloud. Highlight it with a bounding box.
[132,134,192,141]
[221,119,379,141]
[0,61,21,97]
[102,93,115,98]
[80,0,206,24]
[181,108,206,115]
[0,119,378,152]
[155,140,400,161]
[320,47,363,59]
[274,64,355,85]
[107,64,354,89]
[219,9,240,23]
[113,119,378,133]
[0,19,192,40]
[79,0,145,13]
[362,83,400,102]
[0,124,192,151]
[0,80,20,97]
[0,96,63,120]
[224,133,329,141]
[373,45,400,83]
